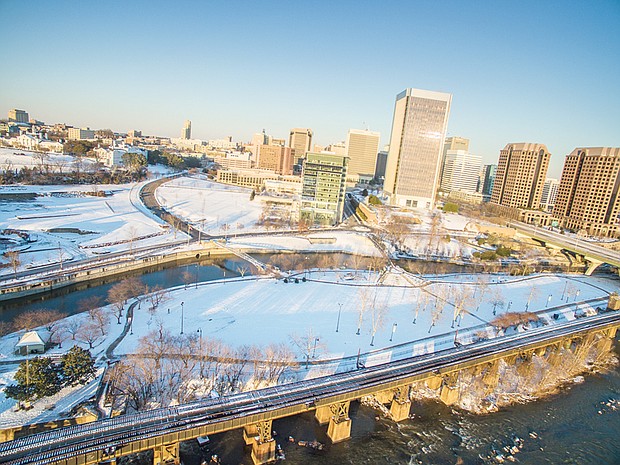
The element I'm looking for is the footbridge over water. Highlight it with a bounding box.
[2,297,620,465]
[510,222,620,275]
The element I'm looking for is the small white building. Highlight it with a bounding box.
[15,331,46,355]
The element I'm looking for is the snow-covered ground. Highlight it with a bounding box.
[0,267,617,427]
[0,147,86,171]
[113,270,615,361]
[0,181,185,275]
[156,177,267,235]
[228,231,381,256]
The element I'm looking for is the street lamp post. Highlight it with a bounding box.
[180,301,185,334]
[390,323,398,342]
[546,294,552,307]
[575,289,580,302]
[561,281,568,301]
[336,303,343,332]
[312,337,320,359]
[197,328,202,351]
[507,301,512,312]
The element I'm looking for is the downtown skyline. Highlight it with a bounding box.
[1,0,619,177]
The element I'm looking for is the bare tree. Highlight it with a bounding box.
[488,287,505,316]
[78,296,103,314]
[61,318,81,341]
[144,285,169,314]
[77,320,106,349]
[0,321,13,337]
[236,265,249,278]
[525,284,540,311]
[290,328,325,368]
[5,250,20,276]
[413,291,429,324]
[474,277,489,311]
[89,307,110,336]
[369,294,387,346]
[181,270,194,289]
[356,287,371,335]
[452,287,474,328]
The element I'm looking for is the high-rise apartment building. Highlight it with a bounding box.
[8,109,29,123]
[440,150,482,194]
[68,127,95,140]
[181,120,191,140]
[300,152,348,225]
[257,144,294,175]
[554,147,620,237]
[384,88,452,209]
[490,143,550,209]
[375,149,388,180]
[480,164,497,197]
[345,129,380,183]
[289,128,313,165]
[540,178,560,212]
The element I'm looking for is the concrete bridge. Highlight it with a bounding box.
[1,297,619,465]
[509,222,620,275]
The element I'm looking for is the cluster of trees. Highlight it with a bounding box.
[147,150,202,170]
[267,253,387,275]
[5,346,95,406]
[63,140,98,156]
[0,154,143,185]
[472,245,512,261]
[110,325,295,412]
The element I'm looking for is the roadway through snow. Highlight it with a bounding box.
[1,309,619,465]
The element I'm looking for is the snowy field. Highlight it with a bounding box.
[114,270,616,361]
[0,147,86,171]
[156,177,266,235]
[0,181,185,276]
[0,267,617,428]
[228,230,381,256]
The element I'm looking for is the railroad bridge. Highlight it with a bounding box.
[2,295,620,465]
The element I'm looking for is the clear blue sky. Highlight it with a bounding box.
[1,0,619,177]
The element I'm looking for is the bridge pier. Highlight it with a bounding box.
[153,442,180,465]
[244,420,276,465]
[585,258,603,276]
[316,401,351,443]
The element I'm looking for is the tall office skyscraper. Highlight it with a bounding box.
[490,143,550,209]
[384,88,452,209]
[554,147,620,237]
[181,120,192,139]
[289,128,313,165]
[300,152,348,225]
[480,164,497,198]
[440,150,482,194]
[540,178,560,212]
[439,137,470,190]
[345,129,380,183]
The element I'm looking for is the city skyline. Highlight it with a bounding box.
[1,1,619,177]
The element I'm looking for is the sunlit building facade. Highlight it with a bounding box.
[384,88,452,209]
[490,143,550,209]
[554,147,620,237]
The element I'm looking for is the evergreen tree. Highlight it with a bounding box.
[8,357,62,401]
[61,346,96,387]
[4,383,36,405]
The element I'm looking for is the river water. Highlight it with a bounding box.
[177,355,620,465]
[3,256,619,464]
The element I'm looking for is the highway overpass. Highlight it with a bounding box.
[509,222,620,275]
